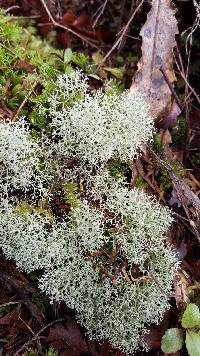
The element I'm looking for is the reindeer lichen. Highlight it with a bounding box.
[0,69,177,354]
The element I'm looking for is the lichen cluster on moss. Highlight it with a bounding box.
[0,13,177,354]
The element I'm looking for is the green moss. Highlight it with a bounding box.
[0,13,24,43]
[72,51,89,68]
[171,117,186,150]
[171,160,186,178]
[150,134,164,155]
[24,348,58,356]
[134,175,148,189]
[107,159,130,180]
[28,270,43,287]
[0,11,64,127]
[32,292,46,314]
[62,181,80,208]
[154,161,185,193]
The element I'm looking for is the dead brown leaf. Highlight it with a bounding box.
[47,318,88,354]
[15,59,36,73]
[174,269,191,308]
[132,0,178,118]
[158,100,181,129]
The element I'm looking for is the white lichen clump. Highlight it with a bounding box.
[48,71,155,165]
[0,119,45,197]
[0,70,178,354]
[0,190,177,353]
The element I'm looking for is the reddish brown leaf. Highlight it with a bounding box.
[37,20,54,36]
[143,310,171,349]
[143,328,162,349]
[61,11,77,26]
[48,318,88,353]
[56,32,71,48]
[16,59,36,73]
[73,14,94,29]
[98,340,125,356]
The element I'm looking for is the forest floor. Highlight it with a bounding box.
[0,0,200,355]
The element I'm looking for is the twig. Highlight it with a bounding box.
[19,316,35,336]
[12,76,40,121]
[0,272,40,322]
[160,67,182,110]
[135,157,165,202]
[55,0,63,20]
[5,6,20,14]
[40,0,98,47]
[93,0,109,28]
[0,301,21,308]
[150,148,200,242]
[118,0,140,52]
[99,0,145,66]
[173,48,200,106]
[8,15,42,20]
[14,318,64,355]
[184,40,191,163]
[182,0,200,54]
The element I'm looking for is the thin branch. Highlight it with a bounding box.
[99,0,145,66]
[182,0,200,54]
[55,0,63,21]
[14,318,64,355]
[12,76,40,121]
[5,6,20,14]
[160,67,182,110]
[40,0,98,47]
[8,15,42,20]
[173,48,200,106]
[93,0,109,28]
[0,301,21,308]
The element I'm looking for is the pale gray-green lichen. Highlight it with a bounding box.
[47,70,155,166]
[0,70,177,354]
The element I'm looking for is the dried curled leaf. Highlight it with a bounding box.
[132,0,178,118]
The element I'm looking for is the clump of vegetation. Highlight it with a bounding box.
[0,118,46,197]
[47,71,155,166]
[0,11,63,117]
[162,303,200,355]
[0,12,178,354]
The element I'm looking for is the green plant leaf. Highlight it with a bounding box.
[161,328,184,353]
[64,48,73,64]
[181,303,200,329]
[186,330,200,356]
[104,67,124,80]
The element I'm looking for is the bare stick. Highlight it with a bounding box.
[5,6,20,14]
[14,318,64,355]
[0,301,21,308]
[12,76,40,121]
[93,0,109,28]
[173,49,200,106]
[160,67,182,110]
[99,0,145,66]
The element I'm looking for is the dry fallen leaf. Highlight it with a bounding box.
[174,269,191,308]
[132,0,178,118]
[48,318,88,354]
